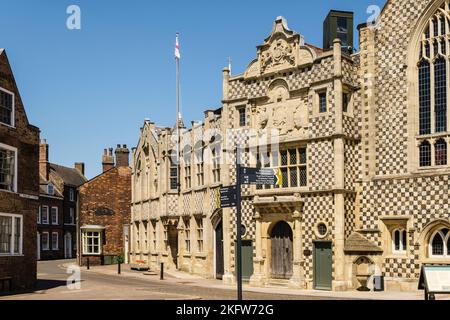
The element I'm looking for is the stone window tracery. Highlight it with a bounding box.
[429,228,450,258]
[417,3,450,168]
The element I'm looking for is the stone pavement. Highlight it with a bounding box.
[68,262,449,300]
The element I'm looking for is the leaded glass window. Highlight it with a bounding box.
[434,57,447,132]
[0,146,16,192]
[256,147,307,190]
[419,60,431,135]
[417,5,450,168]
[0,89,13,126]
[420,141,432,167]
[435,139,448,166]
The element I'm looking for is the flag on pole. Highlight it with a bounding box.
[175,33,181,60]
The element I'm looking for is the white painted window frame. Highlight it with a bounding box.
[47,183,54,196]
[0,213,23,256]
[52,232,59,251]
[0,142,18,193]
[429,229,450,258]
[41,206,49,225]
[69,207,75,225]
[0,86,15,128]
[42,231,50,251]
[51,207,58,225]
[37,206,41,224]
[82,230,102,255]
[392,228,407,254]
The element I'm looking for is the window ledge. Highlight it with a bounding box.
[0,254,23,257]
[0,122,16,130]
[422,258,450,264]
[0,189,17,195]
[385,254,409,259]
[195,253,207,258]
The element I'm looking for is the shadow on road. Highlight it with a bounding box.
[0,279,81,297]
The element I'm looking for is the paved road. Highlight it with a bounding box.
[0,260,343,300]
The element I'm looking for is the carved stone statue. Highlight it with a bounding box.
[258,106,269,129]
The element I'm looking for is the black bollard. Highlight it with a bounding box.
[118,260,121,275]
[160,263,164,280]
[87,257,90,270]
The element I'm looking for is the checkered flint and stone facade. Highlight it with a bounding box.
[130,0,450,291]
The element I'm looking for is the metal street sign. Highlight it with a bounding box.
[218,185,238,208]
[240,167,283,187]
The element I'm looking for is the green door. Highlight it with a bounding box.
[313,241,332,290]
[235,240,254,281]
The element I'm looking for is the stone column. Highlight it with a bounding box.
[289,210,305,288]
[222,208,235,284]
[250,209,266,287]
[333,38,347,291]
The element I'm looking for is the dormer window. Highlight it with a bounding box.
[48,183,54,196]
[0,88,14,127]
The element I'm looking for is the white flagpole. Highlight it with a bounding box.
[175,32,181,191]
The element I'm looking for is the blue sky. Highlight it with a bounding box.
[0,0,385,178]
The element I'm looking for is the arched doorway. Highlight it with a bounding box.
[215,220,224,279]
[167,225,178,268]
[64,233,72,259]
[270,221,293,279]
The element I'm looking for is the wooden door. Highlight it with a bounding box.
[270,221,293,279]
[167,226,178,268]
[215,221,224,279]
[313,241,332,290]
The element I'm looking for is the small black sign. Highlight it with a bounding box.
[218,186,238,208]
[240,167,282,186]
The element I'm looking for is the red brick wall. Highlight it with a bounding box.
[78,166,131,266]
[0,51,40,290]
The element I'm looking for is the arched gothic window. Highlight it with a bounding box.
[429,228,450,257]
[435,139,448,165]
[417,4,450,167]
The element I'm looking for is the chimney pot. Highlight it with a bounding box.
[115,144,130,167]
[75,162,85,176]
[39,140,50,181]
[102,148,115,172]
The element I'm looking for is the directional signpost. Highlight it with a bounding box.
[218,185,238,209]
[240,167,283,187]
[231,148,284,301]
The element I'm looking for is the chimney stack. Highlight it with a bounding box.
[102,148,114,172]
[39,139,50,181]
[115,144,130,167]
[75,162,85,176]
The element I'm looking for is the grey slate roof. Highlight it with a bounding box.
[344,232,383,254]
[49,163,87,187]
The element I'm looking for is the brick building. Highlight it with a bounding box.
[38,140,86,260]
[0,49,40,291]
[131,0,450,292]
[77,145,131,266]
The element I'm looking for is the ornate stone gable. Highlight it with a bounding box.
[244,16,317,79]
